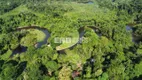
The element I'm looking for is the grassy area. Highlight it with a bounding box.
[63,2,97,19]
[56,30,79,51]
[28,29,46,42]
[0,5,45,18]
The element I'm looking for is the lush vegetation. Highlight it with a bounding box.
[0,0,142,80]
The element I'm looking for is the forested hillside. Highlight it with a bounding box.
[0,0,142,80]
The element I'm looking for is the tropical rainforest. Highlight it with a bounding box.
[0,0,142,80]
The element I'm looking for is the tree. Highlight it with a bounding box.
[58,66,72,80]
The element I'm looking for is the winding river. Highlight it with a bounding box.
[12,26,50,55]
[12,25,141,55]
[16,26,50,48]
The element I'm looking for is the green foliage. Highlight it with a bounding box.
[45,61,59,71]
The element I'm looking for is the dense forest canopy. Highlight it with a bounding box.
[0,0,142,80]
